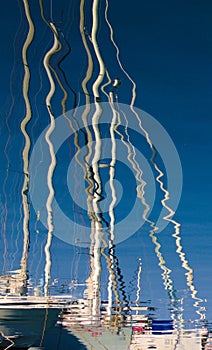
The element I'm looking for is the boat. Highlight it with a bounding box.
[0,294,68,349]
[0,271,70,348]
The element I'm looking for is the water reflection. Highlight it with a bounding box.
[0,0,209,349]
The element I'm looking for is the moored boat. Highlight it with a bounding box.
[0,295,70,349]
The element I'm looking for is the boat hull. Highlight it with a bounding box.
[0,297,65,348]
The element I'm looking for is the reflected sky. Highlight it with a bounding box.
[0,0,212,328]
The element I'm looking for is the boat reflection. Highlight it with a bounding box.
[0,295,66,349]
[59,296,208,350]
[0,0,209,349]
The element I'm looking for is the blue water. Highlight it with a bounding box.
[0,1,212,344]
[42,326,86,350]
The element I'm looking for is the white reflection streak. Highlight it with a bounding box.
[79,0,96,303]
[91,0,106,102]
[79,2,120,316]
[90,0,106,318]
[107,93,119,315]
[0,330,14,349]
[42,22,59,296]
[20,0,34,283]
[80,0,94,107]
[153,145,205,320]
[80,1,126,316]
[135,258,142,314]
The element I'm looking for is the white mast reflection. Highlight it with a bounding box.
[89,0,106,319]
[20,0,35,292]
[78,0,125,322]
[40,0,61,296]
[107,94,118,316]
[18,0,206,331]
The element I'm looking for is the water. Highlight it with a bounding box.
[42,326,86,350]
[0,1,212,349]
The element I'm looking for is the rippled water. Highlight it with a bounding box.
[0,0,212,349]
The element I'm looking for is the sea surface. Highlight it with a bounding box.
[0,1,212,348]
[42,326,86,350]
